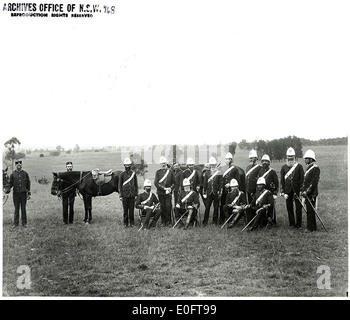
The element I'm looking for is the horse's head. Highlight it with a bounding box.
[51,172,63,196]
[3,167,10,191]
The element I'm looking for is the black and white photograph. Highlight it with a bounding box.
[1,0,348,308]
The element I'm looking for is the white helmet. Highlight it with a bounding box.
[209,156,217,165]
[124,157,132,165]
[303,149,316,161]
[143,179,152,187]
[261,154,270,162]
[183,178,191,187]
[186,158,194,165]
[159,156,167,164]
[230,178,239,188]
[286,147,296,157]
[225,152,233,160]
[257,177,266,185]
[249,150,258,159]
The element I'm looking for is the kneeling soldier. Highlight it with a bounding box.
[135,179,161,230]
[222,179,247,229]
[245,177,275,231]
[175,178,199,229]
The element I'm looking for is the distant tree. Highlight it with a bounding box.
[130,153,148,179]
[4,137,21,171]
[225,141,237,156]
[50,151,60,157]
[66,149,72,155]
[168,145,184,164]
[73,144,80,153]
[39,154,45,158]
[56,145,64,153]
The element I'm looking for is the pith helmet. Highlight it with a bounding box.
[143,179,152,187]
[124,158,132,165]
[257,177,266,185]
[159,156,167,164]
[209,157,217,165]
[186,158,194,165]
[303,149,316,161]
[261,154,270,162]
[230,179,239,188]
[286,147,296,157]
[183,178,191,187]
[225,152,233,160]
[249,150,258,158]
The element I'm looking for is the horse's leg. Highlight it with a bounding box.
[83,194,88,223]
[88,195,92,223]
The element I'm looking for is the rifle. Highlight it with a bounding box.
[172,210,189,229]
[241,207,264,232]
[294,194,328,232]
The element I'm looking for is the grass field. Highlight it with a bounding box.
[2,145,348,297]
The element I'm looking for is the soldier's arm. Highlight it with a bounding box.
[118,172,123,197]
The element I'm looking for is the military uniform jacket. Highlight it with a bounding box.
[154,168,175,195]
[300,163,320,197]
[182,168,200,190]
[222,165,241,190]
[118,170,138,198]
[257,167,279,196]
[203,169,223,195]
[177,190,199,209]
[173,169,183,193]
[245,163,262,194]
[280,162,304,194]
[135,191,159,210]
[9,170,31,193]
[250,188,274,211]
[225,190,247,207]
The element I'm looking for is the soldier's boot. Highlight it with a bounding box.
[184,210,193,230]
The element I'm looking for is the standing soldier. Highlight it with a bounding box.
[135,179,161,230]
[300,149,320,233]
[245,177,275,231]
[6,160,31,228]
[61,161,76,224]
[118,157,138,228]
[199,163,210,205]
[220,152,245,224]
[202,157,222,226]
[222,179,247,229]
[172,162,183,206]
[258,154,279,224]
[154,156,175,227]
[174,178,200,229]
[245,150,262,203]
[280,147,305,229]
[182,157,200,193]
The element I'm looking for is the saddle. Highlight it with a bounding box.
[91,168,113,185]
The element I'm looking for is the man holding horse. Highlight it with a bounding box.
[61,161,76,224]
[6,160,31,228]
[119,158,138,228]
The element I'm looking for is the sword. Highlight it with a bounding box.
[172,210,189,229]
[306,196,328,232]
[221,213,234,229]
[241,207,263,232]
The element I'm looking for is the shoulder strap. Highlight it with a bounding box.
[256,189,269,204]
[262,168,273,178]
[188,170,196,181]
[223,165,235,177]
[284,163,298,180]
[181,191,194,203]
[159,169,170,183]
[246,164,258,177]
[304,164,317,177]
[208,170,219,182]
[141,192,153,205]
[122,171,135,186]
[231,192,242,206]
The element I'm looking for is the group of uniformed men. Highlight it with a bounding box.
[119,147,321,233]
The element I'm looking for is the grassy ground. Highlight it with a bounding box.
[2,145,348,297]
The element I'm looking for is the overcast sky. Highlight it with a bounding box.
[0,0,349,151]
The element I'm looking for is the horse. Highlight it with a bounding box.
[51,170,122,224]
[3,167,10,204]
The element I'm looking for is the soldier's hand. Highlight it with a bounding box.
[273,195,277,200]
[176,204,180,209]
[203,194,207,199]
[225,183,230,189]
[284,194,289,200]
[119,197,123,201]
[196,186,200,192]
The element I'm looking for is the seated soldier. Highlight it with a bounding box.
[135,179,161,230]
[222,178,247,229]
[175,178,199,229]
[245,177,275,231]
